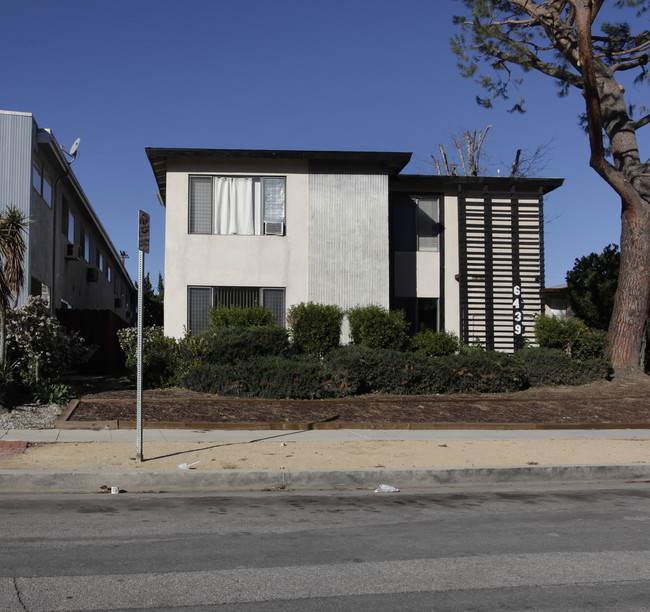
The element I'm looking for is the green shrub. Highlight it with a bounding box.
[323,345,438,395]
[287,302,344,356]
[178,355,327,399]
[30,381,71,406]
[6,297,94,386]
[209,305,276,328]
[515,347,612,386]
[117,326,178,388]
[178,326,289,369]
[443,351,528,393]
[325,346,526,395]
[411,329,460,357]
[347,305,409,351]
[533,314,588,356]
[573,328,609,360]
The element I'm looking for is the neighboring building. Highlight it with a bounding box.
[0,110,135,322]
[544,284,572,319]
[146,147,562,352]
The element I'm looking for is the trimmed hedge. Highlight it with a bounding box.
[209,305,276,328]
[411,329,460,357]
[287,302,344,356]
[347,305,409,351]
[324,346,527,395]
[178,326,289,367]
[514,347,612,386]
[175,343,612,399]
[178,355,326,399]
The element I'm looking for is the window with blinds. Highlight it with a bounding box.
[187,286,286,335]
[188,176,286,236]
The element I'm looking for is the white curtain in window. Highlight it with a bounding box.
[214,177,261,235]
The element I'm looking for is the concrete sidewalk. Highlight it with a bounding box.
[1,427,649,494]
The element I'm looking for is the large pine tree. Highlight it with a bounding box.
[451,0,649,372]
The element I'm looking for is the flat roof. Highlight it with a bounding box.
[393,174,564,193]
[145,148,413,203]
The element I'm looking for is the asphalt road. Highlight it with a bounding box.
[1,484,649,611]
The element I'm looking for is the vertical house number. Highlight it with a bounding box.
[513,284,523,335]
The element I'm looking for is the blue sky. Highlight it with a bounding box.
[2,0,647,288]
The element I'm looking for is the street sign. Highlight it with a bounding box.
[139,210,150,253]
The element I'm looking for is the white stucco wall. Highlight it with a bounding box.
[442,191,461,336]
[164,157,310,338]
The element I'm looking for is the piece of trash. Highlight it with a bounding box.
[178,461,200,470]
[280,442,287,446]
[374,484,400,493]
[111,486,119,494]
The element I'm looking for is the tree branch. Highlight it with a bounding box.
[631,114,650,130]
[610,55,649,72]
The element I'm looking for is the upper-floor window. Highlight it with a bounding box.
[97,248,104,272]
[32,157,52,206]
[67,211,75,244]
[392,194,441,252]
[189,176,285,236]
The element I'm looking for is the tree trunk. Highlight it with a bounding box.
[607,199,650,372]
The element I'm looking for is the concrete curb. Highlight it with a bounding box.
[2,464,649,494]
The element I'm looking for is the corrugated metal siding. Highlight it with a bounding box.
[0,112,33,306]
[308,171,390,308]
[0,112,33,217]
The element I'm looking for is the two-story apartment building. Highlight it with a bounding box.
[0,110,135,320]
[146,147,562,352]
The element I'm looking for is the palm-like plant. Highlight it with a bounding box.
[0,205,29,360]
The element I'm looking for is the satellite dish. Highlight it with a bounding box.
[69,138,81,157]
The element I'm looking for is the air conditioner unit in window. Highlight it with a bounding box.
[264,221,284,236]
[86,267,99,282]
[65,243,81,260]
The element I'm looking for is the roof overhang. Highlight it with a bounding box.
[145,148,413,205]
[392,174,564,194]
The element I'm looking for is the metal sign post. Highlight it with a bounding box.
[136,210,150,463]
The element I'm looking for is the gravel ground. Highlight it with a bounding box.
[0,404,62,429]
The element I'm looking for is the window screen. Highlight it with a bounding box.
[189,176,213,233]
[188,287,212,335]
[262,288,286,327]
[263,177,286,222]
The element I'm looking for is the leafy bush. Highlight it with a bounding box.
[515,347,612,386]
[347,305,409,351]
[117,326,178,388]
[287,302,344,356]
[573,328,609,360]
[324,346,526,395]
[209,305,276,328]
[533,314,588,356]
[30,381,71,406]
[411,329,460,357]
[178,355,326,399]
[323,345,437,395]
[6,297,94,386]
[178,326,289,369]
[443,351,528,393]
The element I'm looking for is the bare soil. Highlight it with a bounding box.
[69,373,650,425]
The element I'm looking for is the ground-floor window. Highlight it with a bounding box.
[187,286,286,335]
[392,297,439,334]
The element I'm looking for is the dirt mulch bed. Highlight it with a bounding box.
[68,373,650,426]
